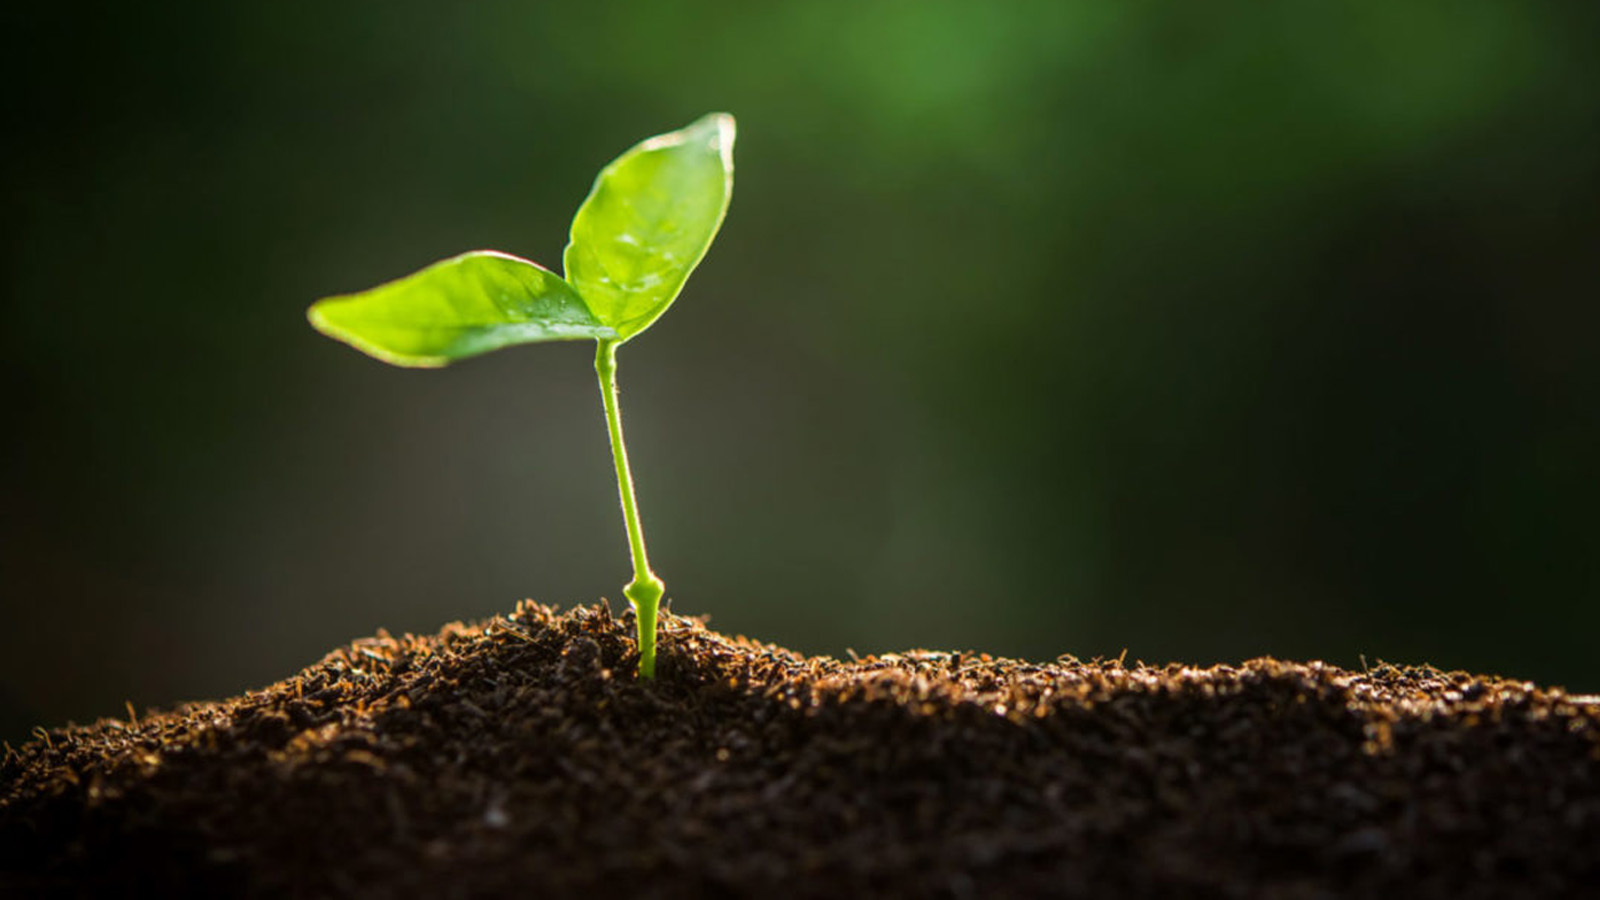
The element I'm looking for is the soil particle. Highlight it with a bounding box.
[2,602,1597,898]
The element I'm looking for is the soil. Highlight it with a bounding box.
[2,602,1597,899]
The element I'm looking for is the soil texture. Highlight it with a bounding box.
[2,602,1598,898]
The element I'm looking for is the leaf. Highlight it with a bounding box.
[564,112,735,342]
[307,250,615,368]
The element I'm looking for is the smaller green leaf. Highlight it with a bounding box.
[565,112,735,342]
[308,250,615,368]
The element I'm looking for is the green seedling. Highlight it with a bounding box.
[308,113,736,679]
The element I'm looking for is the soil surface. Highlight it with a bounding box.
[3,602,1598,898]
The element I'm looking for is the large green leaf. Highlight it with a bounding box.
[564,113,735,342]
[308,250,615,367]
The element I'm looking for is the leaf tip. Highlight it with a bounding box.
[696,112,736,167]
[305,296,450,369]
[703,111,736,139]
[305,298,337,336]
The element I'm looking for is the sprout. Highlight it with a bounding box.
[308,114,736,678]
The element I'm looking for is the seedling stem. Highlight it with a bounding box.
[595,338,665,678]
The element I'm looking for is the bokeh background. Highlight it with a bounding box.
[4,2,1597,744]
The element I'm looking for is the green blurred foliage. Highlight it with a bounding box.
[3,1,1597,741]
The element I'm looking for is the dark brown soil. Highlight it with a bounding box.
[3,602,1598,898]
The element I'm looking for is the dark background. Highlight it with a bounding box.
[4,2,1597,745]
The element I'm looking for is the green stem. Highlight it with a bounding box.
[594,339,665,679]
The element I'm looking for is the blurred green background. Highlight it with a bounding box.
[4,2,1597,743]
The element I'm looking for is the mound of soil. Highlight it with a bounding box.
[3,602,1598,898]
